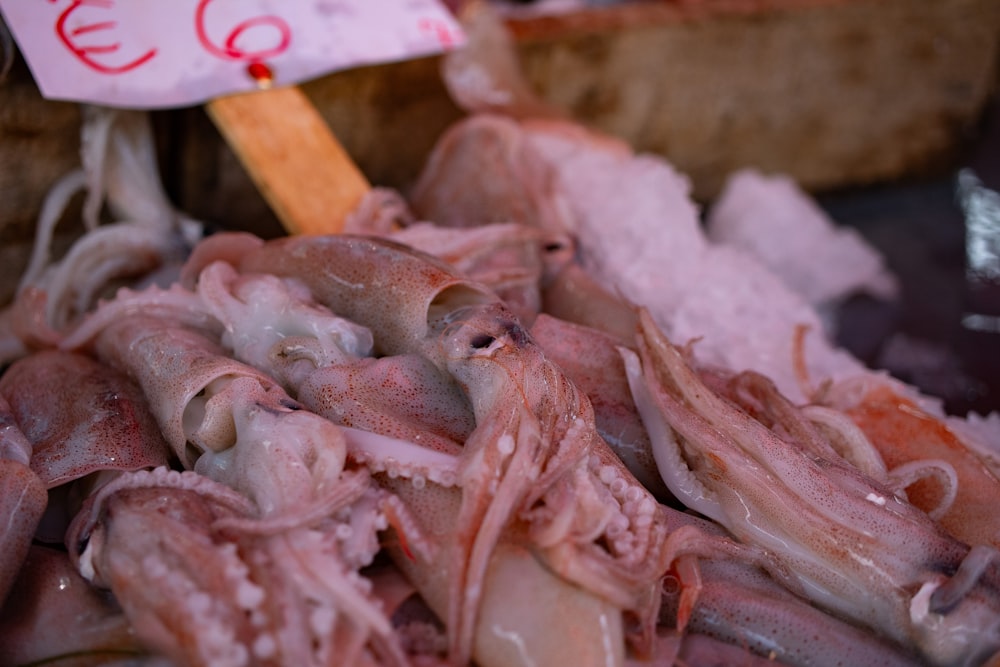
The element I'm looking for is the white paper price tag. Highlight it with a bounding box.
[0,0,464,109]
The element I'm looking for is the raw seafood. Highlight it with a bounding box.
[237,234,674,665]
[655,510,922,667]
[40,231,676,666]
[624,308,1000,666]
[829,380,1000,550]
[1,36,998,660]
[0,394,41,607]
[529,313,669,501]
[61,299,410,665]
[0,350,169,489]
[0,545,141,665]
[0,350,170,605]
[0,108,201,363]
[65,467,395,667]
[410,112,867,404]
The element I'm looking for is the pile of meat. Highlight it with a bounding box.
[3,61,1000,667]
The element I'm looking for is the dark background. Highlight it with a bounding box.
[821,100,1000,416]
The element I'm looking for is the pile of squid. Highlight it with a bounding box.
[3,99,1000,667]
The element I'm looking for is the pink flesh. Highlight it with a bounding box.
[529,314,670,501]
[240,234,498,359]
[0,545,140,664]
[88,314,281,466]
[408,114,569,234]
[0,349,170,488]
[298,354,473,456]
[77,483,261,666]
[390,222,564,326]
[178,231,264,289]
[0,394,32,465]
[0,459,47,604]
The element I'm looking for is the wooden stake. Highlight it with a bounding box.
[206,85,370,236]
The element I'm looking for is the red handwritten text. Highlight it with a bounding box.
[12,0,465,106]
[194,0,291,63]
[54,0,157,74]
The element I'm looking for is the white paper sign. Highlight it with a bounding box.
[0,0,464,109]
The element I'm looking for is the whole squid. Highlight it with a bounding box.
[192,255,474,463]
[623,307,1000,666]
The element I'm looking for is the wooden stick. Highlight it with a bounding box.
[206,85,370,236]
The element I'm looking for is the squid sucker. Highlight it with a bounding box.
[624,307,1000,667]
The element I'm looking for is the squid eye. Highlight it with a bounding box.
[499,320,529,347]
[470,334,496,350]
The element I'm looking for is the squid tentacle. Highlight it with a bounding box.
[801,404,888,480]
[886,459,960,521]
[929,545,1000,614]
[619,345,724,523]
